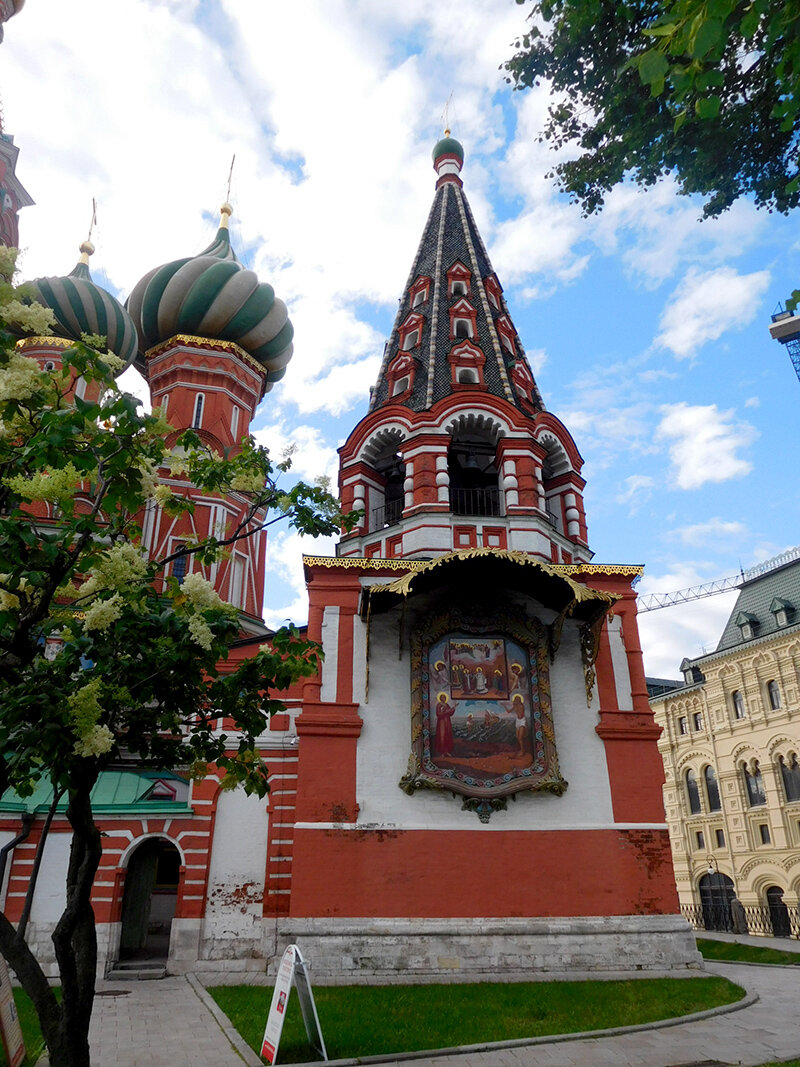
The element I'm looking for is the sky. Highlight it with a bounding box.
[3,0,799,679]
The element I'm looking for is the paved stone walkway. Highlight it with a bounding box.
[39,956,800,1066]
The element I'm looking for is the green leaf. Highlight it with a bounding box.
[638,49,669,86]
[692,18,723,58]
[696,95,721,119]
[740,6,759,37]
[673,110,688,133]
[642,23,677,37]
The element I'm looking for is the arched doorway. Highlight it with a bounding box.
[766,885,791,938]
[698,872,735,932]
[120,838,181,961]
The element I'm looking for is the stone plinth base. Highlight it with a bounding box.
[267,914,700,983]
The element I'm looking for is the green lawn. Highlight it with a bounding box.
[209,976,744,1064]
[0,988,47,1067]
[697,938,800,967]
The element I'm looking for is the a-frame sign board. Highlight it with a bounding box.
[261,944,327,1065]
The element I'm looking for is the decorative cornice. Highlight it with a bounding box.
[16,336,73,351]
[306,554,643,578]
[145,334,265,375]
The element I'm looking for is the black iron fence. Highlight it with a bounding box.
[370,499,402,530]
[681,902,800,939]
[450,487,501,517]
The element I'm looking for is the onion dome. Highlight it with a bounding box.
[17,240,139,372]
[432,133,464,166]
[432,130,464,188]
[126,204,294,387]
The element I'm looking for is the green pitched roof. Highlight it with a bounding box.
[715,559,800,652]
[0,770,192,815]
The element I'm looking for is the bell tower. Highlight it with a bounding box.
[337,134,590,564]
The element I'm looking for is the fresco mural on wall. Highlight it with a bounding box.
[401,607,567,821]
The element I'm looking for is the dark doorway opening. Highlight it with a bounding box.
[766,885,791,938]
[698,872,735,932]
[120,838,181,961]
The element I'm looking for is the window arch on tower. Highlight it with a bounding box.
[192,392,205,429]
[448,297,477,341]
[399,311,424,352]
[448,339,485,390]
[484,274,503,312]
[410,275,431,309]
[511,360,537,412]
[386,353,417,400]
[495,314,517,360]
[446,418,501,519]
[447,260,471,299]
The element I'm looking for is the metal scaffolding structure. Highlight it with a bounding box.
[637,545,800,613]
[769,309,800,383]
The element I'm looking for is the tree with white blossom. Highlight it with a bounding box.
[0,248,348,1067]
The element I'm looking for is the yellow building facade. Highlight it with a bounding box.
[650,554,800,938]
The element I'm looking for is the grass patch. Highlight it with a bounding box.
[210,976,744,1064]
[697,938,800,967]
[0,988,48,1067]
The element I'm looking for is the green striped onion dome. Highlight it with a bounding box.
[126,208,294,388]
[432,134,464,164]
[20,244,139,372]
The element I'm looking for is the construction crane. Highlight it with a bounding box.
[769,308,800,383]
[637,545,800,613]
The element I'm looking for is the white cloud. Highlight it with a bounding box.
[251,421,339,486]
[670,518,747,546]
[262,528,338,630]
[655,403,758,489]
[655,266,771,359]
[617,474,655,506]
[744,395,761,408]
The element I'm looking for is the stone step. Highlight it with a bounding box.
[105,962,167,981]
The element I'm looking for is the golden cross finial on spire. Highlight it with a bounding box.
[441,92,454,136]
[219,155,236,228]
[80,199,97,262]
[87,198,97,243]
[226,154,236,204]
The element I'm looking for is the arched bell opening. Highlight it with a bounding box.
[370,440,406,531]
[119,837,181,962]
[447,428,500,518]
[539,434,572,534]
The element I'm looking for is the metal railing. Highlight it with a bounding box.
[681,902,800,939]
[449,487,500,517]
[370,499,402,530]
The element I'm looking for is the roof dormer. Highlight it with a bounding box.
[735,611,759,641]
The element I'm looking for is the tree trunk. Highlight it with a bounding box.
[46,779,103,1067]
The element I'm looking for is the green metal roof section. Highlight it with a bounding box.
[0,770,192,815]
[715,558,800,653]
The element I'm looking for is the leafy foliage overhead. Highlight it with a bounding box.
[504,0,800,218]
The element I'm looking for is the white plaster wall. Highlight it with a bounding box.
[0,831,15,907]
[350,600,619,831]
[607,614,634,711]
[320,606,340,701]
[200,791,269,958]
[29,831,71,923]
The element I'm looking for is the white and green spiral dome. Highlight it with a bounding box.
[126,205,294,392]
[20,241,139,372]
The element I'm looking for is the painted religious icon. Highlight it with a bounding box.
[429,631,532,772]
[401,608,566,819]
